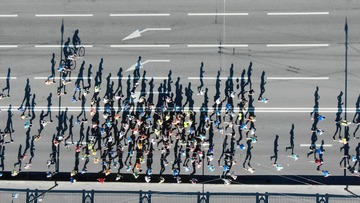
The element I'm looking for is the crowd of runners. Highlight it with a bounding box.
[1,31,360,184]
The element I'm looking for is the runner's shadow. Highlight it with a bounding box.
[75,61,86,89]
[353,95,360,138]
[174,77,183,109]
[238,69,247,99]
[183,82,194,111]
[44,93,53,122]
[140,70,147,98]
[310,86,320,129]
[333,91,343,140]
[28,136,35,164]
[5,105,14,142]
[197,62,205,93]
[22,128,31,157]
[94,58,104,90]
[48,53,56,81]
[30,94,36,125]
[225,63,234,98]
[2,67,11,96]
[167,70,173,96]
[214,71,221,108]
[246,62,253,90]
[147,78,155,105]
[133,56,141,84]
[270,135,279,164]
[258,71,266,100]
[285,124,295,155]
[104,73,112,99]
[83,64,93,91]
[14,144,22,170]
[115,67,123,96]
[0,145,5,171]
[19,78,31,114]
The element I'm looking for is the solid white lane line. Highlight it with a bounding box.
[0,77,17,79]
[267,12,329,15]
[188,13,248,16]
[300,144,332,147]
[135,92,170,94]
[34,77,93,79]
[110,45,170,48]
[35,14,93,17]
[0,45,18,48]
[188,77,248,80]
[267,77,329,80]
[110,13,170,17]
[35,45,93,48]
[0,106,356,113]
[188,44,248,48]
[110,77,168,80]
[0,15,18,17]
[267,44,329,47]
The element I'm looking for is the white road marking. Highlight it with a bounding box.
[110,77,168,80]
[126,60,170,72]
[35,45,93,48]
[0,77,17,79]
[0,15,18,17]
[34,77,93,79]
[300,144,332,147]
[35,14,93,17]
[187,44,248,48]
[267,77,329,80]
[267,44,329,47]
[0,106,357,113]
[267,12,329,16]
[188,77,248,80]
[110,13,170,17]
[188,13,248,16]
[123,28,171,41]
[110,45,170,48]
[0,45,18,48]
[135,91,171,94]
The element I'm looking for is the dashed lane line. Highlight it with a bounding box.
[0,77,17,79]
[110,77,169,80]
[267,44,329,47]
[110,13,170,17]
[300,144,333,147]
[187,44,248,48]
[110,45,170,48]
[0,45,18,48]
[0,14,18,17]
[267,12,329,16]
[35,14,93,17]
[34,77,93,80]
[34,45,93,48]
[188,13,248,16]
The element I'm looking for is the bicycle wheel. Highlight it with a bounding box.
[59,59,67,71]
[70,47,77,55]
[69,60,76,70]
[78,46,85,57]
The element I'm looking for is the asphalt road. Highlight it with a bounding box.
[0,0,360,184]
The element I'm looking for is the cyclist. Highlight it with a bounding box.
[72,29,81,51]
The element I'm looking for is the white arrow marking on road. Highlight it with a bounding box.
[125,60,170,72]
[122,28,171,41]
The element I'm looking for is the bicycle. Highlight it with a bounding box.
[60,45,85,71]
[71,46,85,58]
